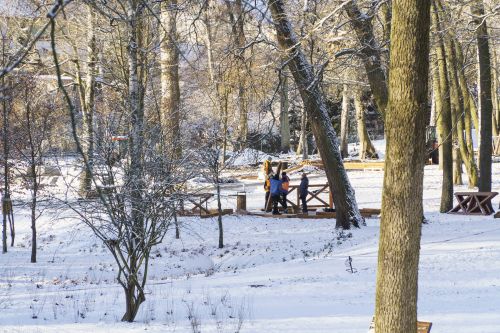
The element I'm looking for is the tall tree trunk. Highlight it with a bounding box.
[345,1,389,117]
[2,75,9,253]
[161,0,181,158]
[454,41,479,133]
[431,61,444,170]
[279,71,290,153]
[123,3,145,322]
[225,0,248,148]
[26,96,38,263]
[453,146,463,185]
[471,0,493,192]
[375,0,431,332]
[491,45,499,137]
[340,84,349,158]
[268,0,363,229]
[431,3,453,212]
[454,40,480,162]
[354,89,378,159]
[78,7,97,196]
[437,0,478,187]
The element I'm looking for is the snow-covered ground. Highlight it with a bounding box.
[1,156,500,332]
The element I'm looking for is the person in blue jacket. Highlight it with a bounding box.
[269,174,288,215]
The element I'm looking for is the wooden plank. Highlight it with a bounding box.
[344,161,385,170]
[282,164,305,174]
[199,209,234,219]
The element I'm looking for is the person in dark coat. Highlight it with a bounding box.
[281,172,290,212]
[270,174,287,215]
[299,173,309,213]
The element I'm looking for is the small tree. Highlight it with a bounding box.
[11,77,56,263]
[64,122,178,321]
[193,121,232,249]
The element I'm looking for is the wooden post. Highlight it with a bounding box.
[236,192,247,212]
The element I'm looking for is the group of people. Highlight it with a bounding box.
[264,171,309,215]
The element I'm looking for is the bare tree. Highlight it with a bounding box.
[49,0,182,321]
[193,121,230,249]
[11,77,55,263]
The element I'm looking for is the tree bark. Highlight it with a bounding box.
[471,0,493,192]
[431,3,453,212]
[161,0,181,158]
[78,7,97,196]
[216,180,223,249]
[268,0,363,229]
[279,71,290,153]
[340,84,349,158]
[225,0,248,148]
[354,89,378,159]
[453,146,463,185]
[454,40,480,161]
[490,45,499,137]
[375,1,431,332]
[345,1,389,117]
[2,74,10,253]
[297,109,309,160]
[123,2,146,322]
[437,0,478,187]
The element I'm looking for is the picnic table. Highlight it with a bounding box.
[448,191,498,215]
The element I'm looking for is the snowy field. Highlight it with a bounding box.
[1,158,500,333]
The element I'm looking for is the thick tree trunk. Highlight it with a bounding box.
[161,0,181,158]
[340,84,349,158]
[354,89,378,159]
[121,279,145,322]
[471,0,493,192]
[431,3,453,212]
[453,146,463,185]
[279,72,290,153]
[375,1,431,332]
[268,0,363,229]
[345,1,389,117]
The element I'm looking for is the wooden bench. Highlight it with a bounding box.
[448,192,498,215]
